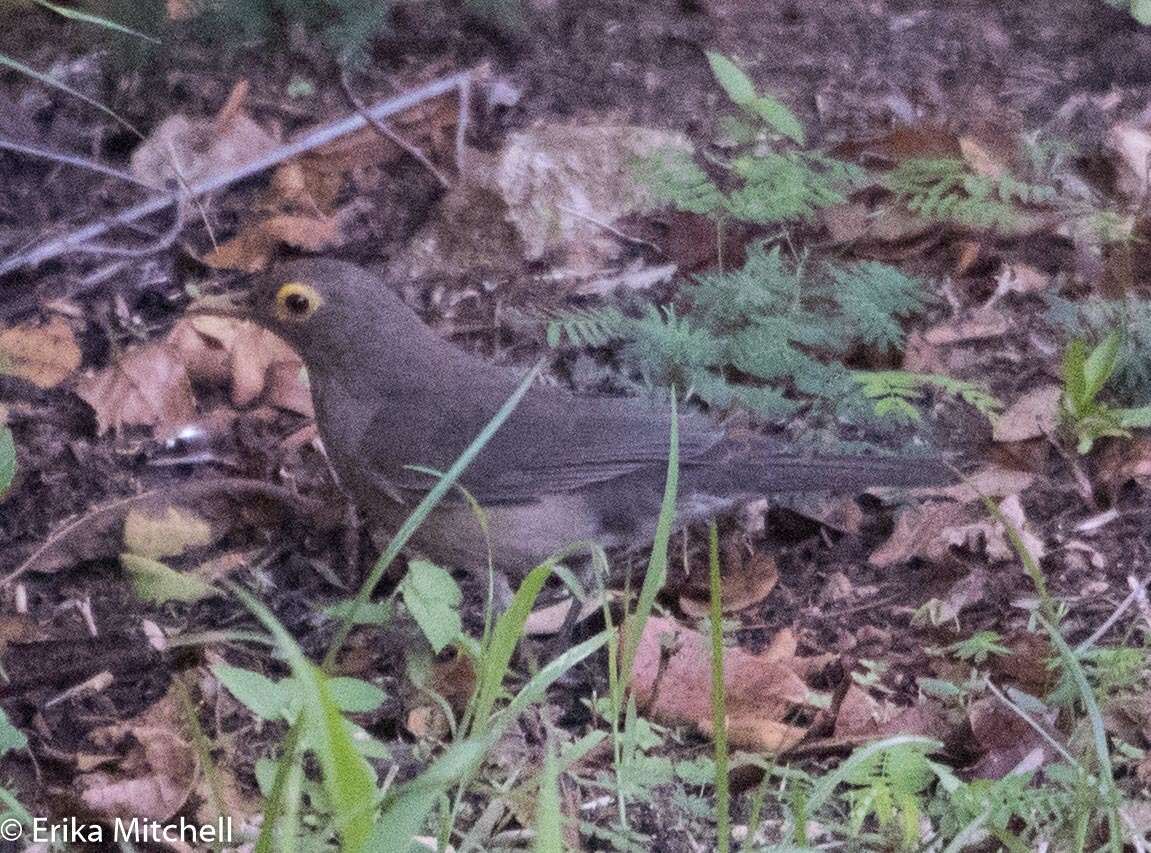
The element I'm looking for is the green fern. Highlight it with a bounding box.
[544,306,629,349]
[885,157,1056,230]
[855,371,1002,423]
[544,246,947,426]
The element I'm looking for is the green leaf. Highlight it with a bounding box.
[1082,331,1121,404]
[534,740,564,853]
[326,677,388,714]
[121,553,218,603]
[213,664,295,721]
[400,560,462,654]
[749,95,806,145]
[0,708,27,755]
[0,425,14,499]
[233,587,378,853]
[706,51,757,105]
[1061,338,1089,414]
[1117,404,1151,428]
[1131,0,1151,24]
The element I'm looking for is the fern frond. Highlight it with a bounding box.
[828,262,928,350]
[633,150,725,216]
[544,306,629,348]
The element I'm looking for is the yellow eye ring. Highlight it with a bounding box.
[274,282,323,323]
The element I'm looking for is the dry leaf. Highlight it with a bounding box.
[1106,122,1151,202]
[123,505,214,559]
[679,551,779,616]
[201,214,346,273]
[78,684,199,821]
[76,341,196,435]
[9,479,325,578]
[922,308,1010,346]
[130,96,278,189]
[913,464,1036,504]
[0,316,82,388]
[992,385,1061,443]
[629,615,813,753]
[167,316,311,415]
[476,124,693,271]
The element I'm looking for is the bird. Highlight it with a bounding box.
[210,258,953,580]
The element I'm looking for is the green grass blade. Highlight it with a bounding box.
[30,0,161,41]
[0,53,141,137]
[230,585,377,853]
[707,523,730,853]
[534,738,565,853]
[619,399,679,685]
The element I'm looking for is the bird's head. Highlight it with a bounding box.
[193,259,433,377]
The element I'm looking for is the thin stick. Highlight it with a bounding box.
[338,68,452,189]
[0,70,471,278]
[0,136,154,189]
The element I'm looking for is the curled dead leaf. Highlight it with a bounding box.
[201,214,346,273]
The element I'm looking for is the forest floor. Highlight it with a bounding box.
[1,0,1150,850]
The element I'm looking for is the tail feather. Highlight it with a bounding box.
[691,441,956,494]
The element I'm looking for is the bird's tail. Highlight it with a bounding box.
[693,439,956,494]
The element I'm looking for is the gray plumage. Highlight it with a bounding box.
[243,259,953,575]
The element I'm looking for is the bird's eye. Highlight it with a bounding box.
[274,282,323,323]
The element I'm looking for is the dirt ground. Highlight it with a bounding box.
[1,0,1150,850]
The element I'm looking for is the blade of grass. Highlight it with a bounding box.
[231,585,377,853]
[534,738,564,853]
[0,53,142,137]
[30,0,161,41]
[707,522,730,853]
[1038,615,1121,851]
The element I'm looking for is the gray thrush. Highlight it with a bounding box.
[220,258,953,578]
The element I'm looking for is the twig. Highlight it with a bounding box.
[69,199,188,260]
[0,136,154,189]
[1074,573,1151,654]
[0,70,472,278]
[555,204,665,253]
[338,68,452,189]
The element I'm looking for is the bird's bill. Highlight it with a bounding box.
[185,290,254,319]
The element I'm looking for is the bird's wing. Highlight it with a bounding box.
[355,384,724,504]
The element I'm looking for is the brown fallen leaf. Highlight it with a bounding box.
[922,307,1011,346]
[76,341,197,435]
[0,316,82,388]
[200,214,346,273]
[679,550,779,616]
[992,385,1061,443]
[78,683,198,822]
[168,316,311,415]
[912,464,1036,504]
[130,82,279,189]
[4,479,328,582]
[123,505,215,559]
[1106,122,1151,203]
[629,615,813,753]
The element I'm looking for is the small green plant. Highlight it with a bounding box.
[948,630,1010,665]
[0,423,14,500]
[1061,331,1151,453]
[635,52,863,228]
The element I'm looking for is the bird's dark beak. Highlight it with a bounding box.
[186,289,254,319]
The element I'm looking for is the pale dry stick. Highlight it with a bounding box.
[0,136,155,189]
[1130,573,1151,634]
[338,67,452,189]
[1074,572,1151,654]
[0,70,472,278]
